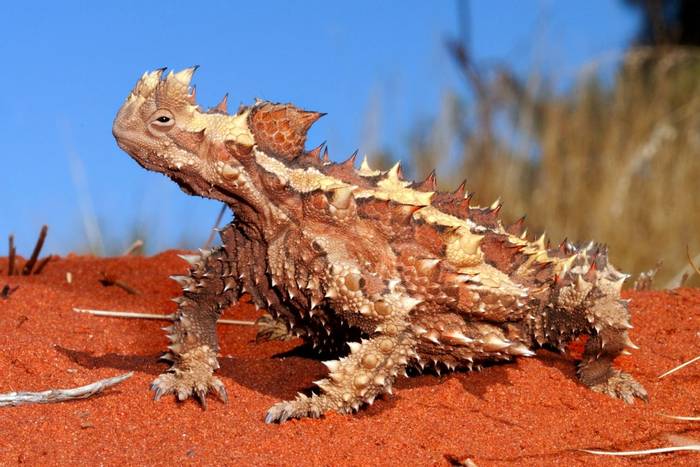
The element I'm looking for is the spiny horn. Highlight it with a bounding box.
[341,150,358,168]
[414,169,437,191]
[173,65,199,86]
[308,141,326,160]
[386,162,402,180]
[453,180,467,197]
[132,68,165,98]
[215,93,228,113]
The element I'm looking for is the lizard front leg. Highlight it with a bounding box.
[152,225,241,406]
[554,268,647,403]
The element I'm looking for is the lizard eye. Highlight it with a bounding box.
[149,110,175,132]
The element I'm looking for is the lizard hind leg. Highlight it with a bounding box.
[265,324,416,423]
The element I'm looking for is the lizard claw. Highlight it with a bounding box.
[151,370,228,407]
[265,393,326,423]
[265,401,296,424]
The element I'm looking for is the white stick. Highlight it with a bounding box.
[581,445,700,456]
[658,354,700,379]
[0,372,133,407]
[122,239,144,256]
[72,308,256,326]
[660,414,700,421]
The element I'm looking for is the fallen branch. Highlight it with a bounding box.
[72,308,255,326]
[658,354,700,379]
[581,445,700,456]
[0,372,133,407]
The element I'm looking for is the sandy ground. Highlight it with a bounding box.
[0,251,699,466]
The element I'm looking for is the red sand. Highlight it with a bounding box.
[1,251,699,466]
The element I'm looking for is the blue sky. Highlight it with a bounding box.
[0,1,638,255]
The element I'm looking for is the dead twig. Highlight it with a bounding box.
[21,225,48,275]
[98,272,141,295]
[33,255,52,275]
[8,235,16,276]
[0,372,133,407]
[72,308,255,326]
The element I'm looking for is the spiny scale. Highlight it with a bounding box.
[112,66,648,423]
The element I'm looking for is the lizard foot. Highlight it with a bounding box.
[255,313,294,342]
[588,369,648,404]
[151,346,227,408]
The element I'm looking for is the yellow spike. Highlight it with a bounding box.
[133,68,163,98]
[535,233,546,250]
[330,186,354,209]
[556,254,578,276]
[386,162,402,181]
[173,66,198,86]
[358,155,380,176]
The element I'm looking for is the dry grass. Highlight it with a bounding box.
[391,47,700,287]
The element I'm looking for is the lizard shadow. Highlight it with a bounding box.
[55,343,528,414]
[54,343,334,401]
[533,348,584,387]
[55,345,164,375]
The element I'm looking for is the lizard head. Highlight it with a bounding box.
[112,66,261,203]
[113,66,326,221]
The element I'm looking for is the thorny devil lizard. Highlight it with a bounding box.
[112,67,647,423]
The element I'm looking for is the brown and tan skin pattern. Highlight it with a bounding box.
[112,67,647,423]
